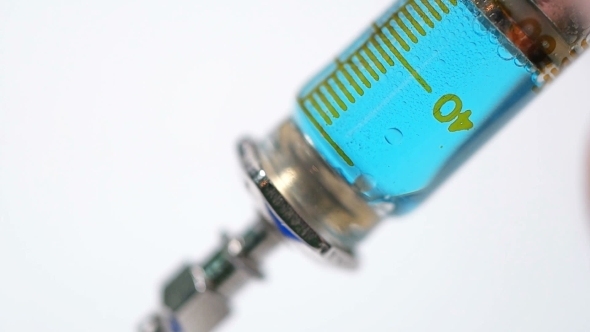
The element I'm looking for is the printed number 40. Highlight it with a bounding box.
[433,94,474,132]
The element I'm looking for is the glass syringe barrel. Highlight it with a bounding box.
[292,0,589,213]
[141,2,589,331]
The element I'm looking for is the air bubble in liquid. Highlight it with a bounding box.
[385,128,404,146]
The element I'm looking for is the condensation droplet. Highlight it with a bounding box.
[526,63,536,73]
[489,33,499,45]
[497,46,514,61]
[514,57,526,67]
[353,175,376,194]
[473,21,487,36]
[384,128,404,146]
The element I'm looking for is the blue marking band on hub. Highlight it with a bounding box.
[170,316,182,332]
[266,206,301,241]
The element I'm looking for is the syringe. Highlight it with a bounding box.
[140,0,590,331]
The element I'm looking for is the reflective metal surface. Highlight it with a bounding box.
[140,218,280,332]
[473,0,590,76]
[140,121,383,331]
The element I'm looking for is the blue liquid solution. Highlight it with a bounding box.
[293,0,538,211]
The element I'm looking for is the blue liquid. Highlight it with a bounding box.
[293,0,537,210]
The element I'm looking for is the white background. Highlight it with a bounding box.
[1,0,590,331]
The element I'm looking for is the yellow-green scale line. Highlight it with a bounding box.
[346,58,372,88]
[324,80,348,111]
[384,40,432,93]
[298,100,354,166]
[434,0,450,14]
[393,14,418,44]
[363,43,387,73]
[375,26,401,63]
[370,27,395,66]
[358,50,380,80]
[309,96,332,125]
[402,7,426,36]
[336,60,364,97]
[384,24,411,52]
[449,0,457,6]
[420,0,442,21]
[316,88,340,118]
[409,1,434,28]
